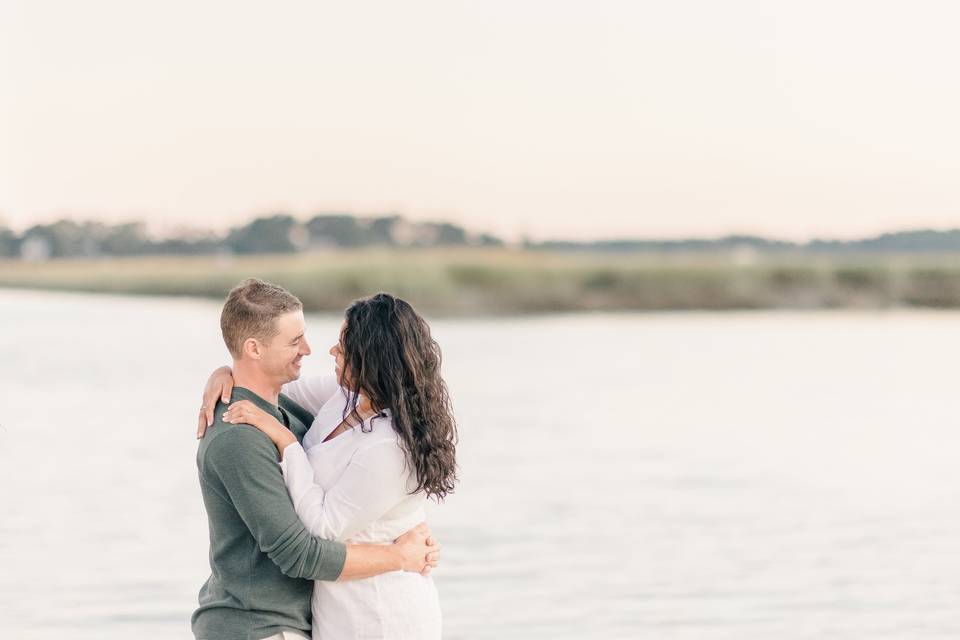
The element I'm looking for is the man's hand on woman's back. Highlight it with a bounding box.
[339,522,441,581]
[396,522,442,576]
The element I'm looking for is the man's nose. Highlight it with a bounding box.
[301,337,312,355]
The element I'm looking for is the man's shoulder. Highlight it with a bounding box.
[199,414,278,473]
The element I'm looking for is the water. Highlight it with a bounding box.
[1,289,959,638]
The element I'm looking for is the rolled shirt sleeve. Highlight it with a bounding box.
[204,426,347,581]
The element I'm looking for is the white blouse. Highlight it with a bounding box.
[280,374,441,640]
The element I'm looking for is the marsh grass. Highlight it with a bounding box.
[3,249,960,314]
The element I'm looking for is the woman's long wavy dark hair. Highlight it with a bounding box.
[339,292,458,500]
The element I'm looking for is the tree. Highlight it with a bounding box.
[368,216,401,245]
[0,226,19,257]
[432,222,468,246]
[225,214,299,254]
[101,222,149,255]
[306,214,366,247]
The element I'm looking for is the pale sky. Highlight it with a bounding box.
[2,1,960,241]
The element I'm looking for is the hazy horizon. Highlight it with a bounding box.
[4,1,960,242]
[7,210,960,245]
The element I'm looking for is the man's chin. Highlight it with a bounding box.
[280,368,302,384]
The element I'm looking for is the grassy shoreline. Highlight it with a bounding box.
[3,249,960,314]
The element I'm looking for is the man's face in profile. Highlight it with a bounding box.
[257,309,311,384]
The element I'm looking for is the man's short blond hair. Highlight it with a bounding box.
[220,278,303,359]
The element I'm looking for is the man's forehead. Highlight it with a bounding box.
[276,310,306,335]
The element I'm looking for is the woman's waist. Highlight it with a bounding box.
[345,509,428,544]
[318,570,436,589]
[313,572,438,608]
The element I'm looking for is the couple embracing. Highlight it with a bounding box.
[191,278,458,640]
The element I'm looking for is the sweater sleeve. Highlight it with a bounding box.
[279,439,410,542]
[281,374,341,415]
[204,426,347,581]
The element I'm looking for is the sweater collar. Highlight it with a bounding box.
[230,386,284,422]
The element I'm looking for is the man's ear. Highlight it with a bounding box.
[242,337,263,360]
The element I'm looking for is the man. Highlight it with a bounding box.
[192,278,439,640]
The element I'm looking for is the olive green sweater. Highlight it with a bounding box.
[192,386,347,640]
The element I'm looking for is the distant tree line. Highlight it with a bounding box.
[0,214,503,260]
[5,214,960,260]
[527,230,960,254]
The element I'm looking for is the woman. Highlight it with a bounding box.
[200,292,458,639]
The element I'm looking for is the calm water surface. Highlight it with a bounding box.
[1,289,959,639]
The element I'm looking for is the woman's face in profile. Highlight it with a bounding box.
[329,321,349,387]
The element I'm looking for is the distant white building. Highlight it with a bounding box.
[20,236,51,262]
[390,219,439,246]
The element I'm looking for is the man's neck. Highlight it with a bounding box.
[232,361,282,406]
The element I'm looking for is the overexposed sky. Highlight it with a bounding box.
[2,0,960,241]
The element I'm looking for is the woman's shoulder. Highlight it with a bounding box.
[354,414,405,456]
[360,412,398,442]
[352,420,417,488]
